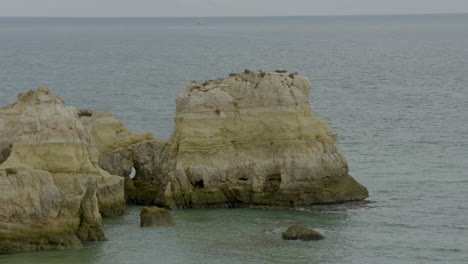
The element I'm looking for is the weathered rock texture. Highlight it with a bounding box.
[0,88,135,252]
[99,139,173,205]
[79,110,153,212]
[140,206,175,227]
[0,168,106,253]
[102,71,368,209]
[282,224,324,241]
[0,72,368,251]
[163,71,368,208]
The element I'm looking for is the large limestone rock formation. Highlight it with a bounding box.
[103,71,368,208]
[0,88,132,252]
[164,71,368,208]
[0,72,367,252]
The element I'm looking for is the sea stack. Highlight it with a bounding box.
[125,71,368,208]
[0,88,129,253]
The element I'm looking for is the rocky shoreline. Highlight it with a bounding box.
[0,71,368,253]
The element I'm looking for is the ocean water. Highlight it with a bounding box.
[0,14,467,263]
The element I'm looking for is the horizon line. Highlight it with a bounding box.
[0,12,467,19]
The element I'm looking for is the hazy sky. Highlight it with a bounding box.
[1,0,468,17]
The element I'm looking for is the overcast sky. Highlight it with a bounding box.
[1,0,468,17]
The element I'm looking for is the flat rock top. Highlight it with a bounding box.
[176,71,312,115]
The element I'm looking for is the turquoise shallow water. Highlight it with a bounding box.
[1,14,468,263]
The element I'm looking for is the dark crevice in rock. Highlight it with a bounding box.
[5,168,17,175]
[264,174,281,193]
[194,180,204,189]
[77,110,93,118]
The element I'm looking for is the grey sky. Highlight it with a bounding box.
[1,0,468,17]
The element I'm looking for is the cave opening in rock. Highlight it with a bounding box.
[129,167,136,179]
[194,180,204,189]
[264,173,281,192]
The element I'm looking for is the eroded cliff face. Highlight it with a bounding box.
[0,88,129,252]
[165,71,368,208]
[0,168,105,253]
[79,110,154,213]
[101,72,368,208]
[98,139,173,205]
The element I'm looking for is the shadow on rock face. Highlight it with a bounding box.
[0,145,12,165]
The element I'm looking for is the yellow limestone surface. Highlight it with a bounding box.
[80,110,153,155]
[163,72,368,208]
[0,87,130,252]
[1,89,96,173]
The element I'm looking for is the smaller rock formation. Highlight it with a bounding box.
[140,206,175,227]
[281,224,324,241]
[79,110,153,212]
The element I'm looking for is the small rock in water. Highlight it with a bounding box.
[140,206,176,227]
[282,224,324,241]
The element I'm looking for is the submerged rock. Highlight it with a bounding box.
[117,71,368,208]
[140,206,175,227]
[282,224,324,241]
